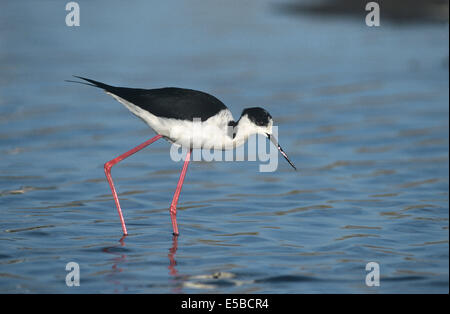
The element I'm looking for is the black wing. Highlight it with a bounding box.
[72,76,228,121]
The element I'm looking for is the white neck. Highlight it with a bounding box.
[231,116,261,148]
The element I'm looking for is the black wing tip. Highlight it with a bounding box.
[65,77,96,87]
[66,75,112,89]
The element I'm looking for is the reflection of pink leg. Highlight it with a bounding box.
[104,135,162,235]
[169,149,192,236]
[168,235,178,276]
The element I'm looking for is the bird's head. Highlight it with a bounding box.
[237,107,297,170]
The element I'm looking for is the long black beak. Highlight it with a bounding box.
[267,134,297,171]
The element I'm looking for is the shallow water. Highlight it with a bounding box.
[0,1,448,293]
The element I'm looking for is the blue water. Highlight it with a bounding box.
[0,0,448,293]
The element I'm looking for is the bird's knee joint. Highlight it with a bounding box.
[104,161,113,172]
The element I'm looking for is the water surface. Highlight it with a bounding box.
[0,0,448,293]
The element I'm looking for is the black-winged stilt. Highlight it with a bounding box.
[70,76,296,236]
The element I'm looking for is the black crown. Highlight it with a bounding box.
[241,107,272,126]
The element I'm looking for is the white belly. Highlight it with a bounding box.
[108,93,236,150]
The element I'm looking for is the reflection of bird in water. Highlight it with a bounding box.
[101,235,128,293]
[102,235,183,293]
[70,76,296,236]
[104,235,250,292]
[168,235,178,276]
[167,235,184,293]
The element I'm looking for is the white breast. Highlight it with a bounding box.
[108,92,236,150]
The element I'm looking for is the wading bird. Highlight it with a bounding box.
[70,76,296,236]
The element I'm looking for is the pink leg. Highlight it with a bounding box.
[169,149,192,236]
[104,134,162,235]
